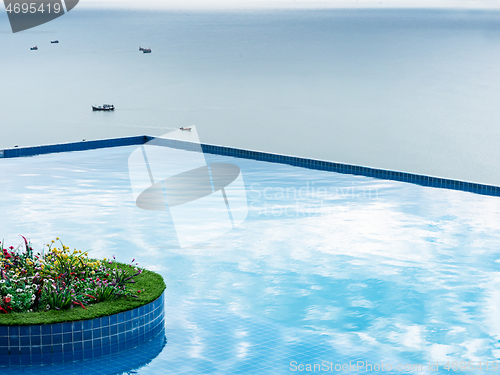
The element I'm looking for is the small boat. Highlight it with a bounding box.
[179,127,192,131]
[51,40,59,43]
[143,48,152,54]
[30,46,38,50]
[92,104,115,111]
[139,46,145,51]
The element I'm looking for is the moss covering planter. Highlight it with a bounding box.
[0,266,166,366]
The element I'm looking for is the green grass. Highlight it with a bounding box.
[0,262,166,326]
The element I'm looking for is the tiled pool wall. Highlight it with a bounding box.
[0,293,165,366]
[1,135,499,197]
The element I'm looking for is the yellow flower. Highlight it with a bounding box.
[56,237,59,240]
[51,240,55,243]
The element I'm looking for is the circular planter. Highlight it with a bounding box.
[0,292,165,366]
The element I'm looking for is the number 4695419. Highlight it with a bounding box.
[5,2,62,14]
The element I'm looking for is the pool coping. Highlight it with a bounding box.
[1,135,499,197]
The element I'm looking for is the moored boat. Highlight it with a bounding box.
[179,127,192,131]
[30,46,38,50]
[51,40,59,43]
[92,104,115,111]
[143,48,152,53]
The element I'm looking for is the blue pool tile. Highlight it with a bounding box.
[52,324,62,334]
[101,326,109,337]
[31,346,41,355]
[73,321,83,332]
[62,333,72,343]
[73,330,82,342]
[93,346,102,357]
[118,323,125,333]
[62,322,73,333]
[41,353,52,364]
[83,329,92,341]
[31,335,41,346]
[101,315,110,327]
[74,350,84,361]
[52,353,64,363]
[41,325,51,335]
[93,329,101,339]
[83,320,92,331]
[52,334,62,345]
[73,341,83,352]
[83,340,93,351]
[9,353,20,365]
[30,326,41,336]
[92,318,101,329]
[125,310,133,321]
[9,336,19,347]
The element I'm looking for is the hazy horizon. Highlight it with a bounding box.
[79,0,500,10]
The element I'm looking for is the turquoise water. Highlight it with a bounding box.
[2,9,500,185]
[1,146,500,373]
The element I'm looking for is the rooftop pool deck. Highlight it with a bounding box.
[1,142,500,374]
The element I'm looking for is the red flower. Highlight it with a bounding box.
[4,297,11,303]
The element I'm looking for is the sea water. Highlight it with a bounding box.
[1,9,500,184]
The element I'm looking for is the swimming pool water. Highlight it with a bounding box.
[1,145,500,374]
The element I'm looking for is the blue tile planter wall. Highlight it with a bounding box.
[0,292,165,366]
[2,135,500,198]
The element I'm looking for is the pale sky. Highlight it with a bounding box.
[81,0,500,10]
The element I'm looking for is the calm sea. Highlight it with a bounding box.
[1,8,500,185]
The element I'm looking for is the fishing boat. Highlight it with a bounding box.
[30,46,38,50]
[92,104,115,111]
[179,127,192,131]
[143,48,152,54]
[139,46,145,51]
[51,40,59,43]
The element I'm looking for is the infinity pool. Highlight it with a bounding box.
[1,145,500,374]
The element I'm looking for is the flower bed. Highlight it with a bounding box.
[0,237,165,325]
[0,237,166,365]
